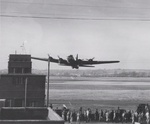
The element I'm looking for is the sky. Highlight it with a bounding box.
[0,0,150,70]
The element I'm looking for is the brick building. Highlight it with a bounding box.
[0,54,46,107]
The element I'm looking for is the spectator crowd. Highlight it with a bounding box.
[53,104,150,124]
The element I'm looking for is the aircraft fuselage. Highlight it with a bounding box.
[67,55,79,69]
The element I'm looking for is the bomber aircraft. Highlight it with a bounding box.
[31,54,120,69]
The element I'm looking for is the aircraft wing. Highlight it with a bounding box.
[31,56,58,63]
[31,56,70,65]
[78,60,120,66]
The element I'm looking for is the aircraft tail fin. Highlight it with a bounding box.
[76,54,78,61]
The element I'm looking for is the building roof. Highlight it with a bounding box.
[0,73,46,77]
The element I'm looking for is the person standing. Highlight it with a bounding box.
[67,110,70,122]
[76,111,80,124]
[86,108,90,122]
[105,110,109,122]
[145,111,149,124]
[95,109,99,121]
[70,111,73,124]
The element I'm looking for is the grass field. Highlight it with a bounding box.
[48,77,150,111]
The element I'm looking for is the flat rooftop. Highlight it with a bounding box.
[0,107,64,124]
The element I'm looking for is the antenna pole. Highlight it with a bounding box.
[47,57,50,107]
[20,42,26,54]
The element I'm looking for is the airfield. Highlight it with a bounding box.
[65,122,131,124]
[48,77,150,111]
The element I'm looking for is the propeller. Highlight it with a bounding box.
[48,54,53,61]
[57,55,64,63]
[48,54,50,58]
[57,55,64,60]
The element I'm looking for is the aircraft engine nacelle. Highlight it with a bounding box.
[87,57,95,62]
[58,58,65,64]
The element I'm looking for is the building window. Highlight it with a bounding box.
[15,68,22,73]
[9,68,13,73]
[29,101,36,107]
[6,99,12,107]
[24,68,31,73]
[13,77,26,85]
[14,99,23,107]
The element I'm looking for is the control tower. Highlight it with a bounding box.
[0,54,64,124]
[0,54,45,107]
